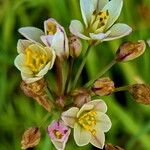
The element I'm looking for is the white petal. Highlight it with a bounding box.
[96,112,112,132]
[103,23,132,41]
[14,54,32,74]
[69,20,90,40]
[74,123,91,146]
[17,39,33,53]
[80,0,95,27]
[89,32,108,40]
[51,140,65,150]
[18,27,44,43]
[93,0,109,11]
[36,48,56,77]
[102,0,123,29]
[77,104,94,118]
[87,99,107,113]
[51,30,69,58]
[61,107,79,128]
[90,130,105,149]
[21,72,43,83]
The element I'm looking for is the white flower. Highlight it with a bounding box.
[14,39,56,83]
[41,18,69,59]
[61,99,112,149]
[70,0,132,42]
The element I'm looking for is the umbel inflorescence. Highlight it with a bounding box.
[14,0,149,150]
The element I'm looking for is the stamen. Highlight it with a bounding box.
[25,48,48,73]
[53,129,63,139]
[78,111,97,135]
[47,21,57,35]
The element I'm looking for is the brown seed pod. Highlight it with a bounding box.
[104,143,124,150]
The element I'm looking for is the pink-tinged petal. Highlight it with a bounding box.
[77,104,94,118]
[89,32,108,40]
[103,23,132,41]
[80,0,95,27]
[69,20,90,40]
[74,123,91,146]
[87,99,107,113]
[61,107,79,128]
[90,129,105,149]
[102,0,123,30]
[17,39,33,53]
[18,27,44,43]
[41,35,53,47]
[96,112,112,132]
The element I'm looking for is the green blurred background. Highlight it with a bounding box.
[0,0,150,149]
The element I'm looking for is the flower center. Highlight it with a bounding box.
[25,47,48,73]
[53,129,63,139]
[78,110,97,135]
[90,10,109,33]
[47,21,57,35]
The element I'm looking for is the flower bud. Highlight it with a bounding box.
[115,40,146,62]
[71,88,91,108]
[20,79,53,112]
[92,77,115,96]
[104,143,124,150]
[69,35,82,58]
[21,127,41,149]
[128,84,150,105]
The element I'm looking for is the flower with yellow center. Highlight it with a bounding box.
[70,0,132,42]
[61,99,112,149]
[18,18,69,59]
[14,39,56,83]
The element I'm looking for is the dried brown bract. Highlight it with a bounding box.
[20,79,53,112]
[21,127,41,149]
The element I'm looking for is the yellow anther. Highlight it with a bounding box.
[53,130,63,139]
[78,111,97,135]
[47,21,57,35]
[25,48,48,73]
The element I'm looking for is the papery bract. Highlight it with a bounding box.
[62,99,112,149]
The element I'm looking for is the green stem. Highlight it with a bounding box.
[114,85,130,93]
[72,45,92,89]
[84,59,116,88]
[65,58,74,94]
[38,113,51,128]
